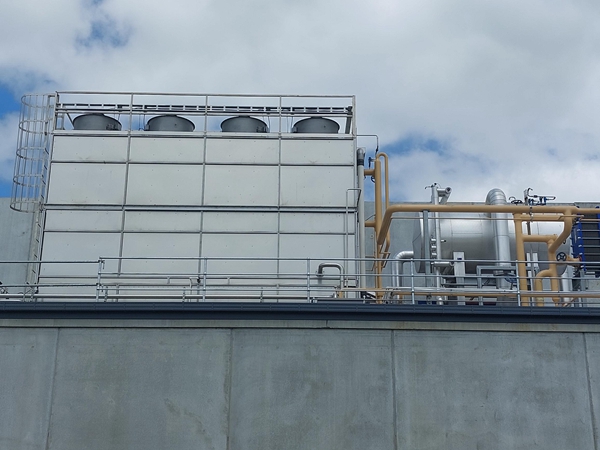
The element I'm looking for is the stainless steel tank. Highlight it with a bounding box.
[221,116,268,133]
[145,115,194,132]
[292,118,339,134]
[412,213,570,272]
[73,114,122,131]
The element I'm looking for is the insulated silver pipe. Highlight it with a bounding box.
[392,250,415,288]
[486,188,511,289]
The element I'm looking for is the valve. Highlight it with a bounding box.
[556,252,568,262]
[523,188,556,206]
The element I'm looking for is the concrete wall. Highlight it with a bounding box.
[1,320,599,450]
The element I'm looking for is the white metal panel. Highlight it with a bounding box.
[40,232,121,276]
[121,233,200,275]
[202,212,278,233]
[280,166,355,207]
[44,210,123,232]
[278,233,354,274]
[124,211,202,232]
[52,136,128,162]
[204,166,278,206]
[205,138,279,164]
[201,233,278,275]
[279,212,355,234]
[280,139,354,165]
[46,163,126,205]
[129,137,204,163]
[36,278,97,298]
[126,164,203,206]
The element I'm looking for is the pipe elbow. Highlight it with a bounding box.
[485,188,508,205]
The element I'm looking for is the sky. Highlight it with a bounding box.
[1,0,600,202]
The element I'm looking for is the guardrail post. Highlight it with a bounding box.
[516,264,521,306]
[306,258,311,302]
[202,258,207,303]
[95,258,104,302]
[410,259,415,304]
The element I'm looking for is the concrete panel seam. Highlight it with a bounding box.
[44,329,60,450]
[584,333,599,450]
[226,329,234,450]
[391,330,398,450]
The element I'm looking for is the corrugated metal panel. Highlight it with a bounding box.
[126,164,204,206]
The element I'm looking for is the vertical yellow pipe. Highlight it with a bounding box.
[374,157,383,294]
[513,215,530,306]
[374,157,382,243]
[377,153,391,254]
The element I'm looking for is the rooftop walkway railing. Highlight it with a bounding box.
[0,256,598,306]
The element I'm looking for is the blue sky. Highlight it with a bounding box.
[0,84,20,197]
[1,0,600,202]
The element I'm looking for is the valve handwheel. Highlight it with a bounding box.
[556,252,567,261]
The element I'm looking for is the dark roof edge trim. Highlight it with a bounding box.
[2,302,600,324]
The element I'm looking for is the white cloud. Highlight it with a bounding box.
[1,0,600,202]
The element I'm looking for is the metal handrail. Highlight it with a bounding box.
[0,255,597,306]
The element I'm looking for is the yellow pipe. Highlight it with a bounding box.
[377,153,391,253]
[375,158,383,240]
[534,269,557,306]
[514,212,576,305]
[522,234,557,243]
[514,214,568,222]
[549,215,574,254]
[513,216,530,306]
[372,204,596,307]
[364,165,383,292]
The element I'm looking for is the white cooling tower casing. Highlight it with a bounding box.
[412,213,570,272]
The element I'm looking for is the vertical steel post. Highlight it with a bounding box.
[410,259,415,304]
[357,148,366,291]
[306,258,311,302]
[423,210,431,292]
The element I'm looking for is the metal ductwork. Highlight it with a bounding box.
[221,117,268,133]
[145,115,195,132]
[73,114,122,131]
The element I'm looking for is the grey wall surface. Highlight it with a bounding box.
[0,198,34,287]
[1,321,600,450]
